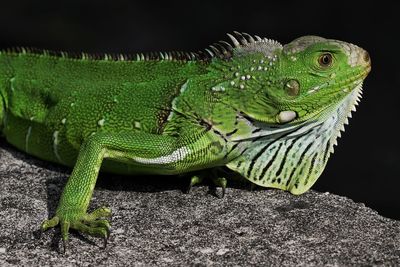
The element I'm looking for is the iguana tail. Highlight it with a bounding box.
[0,93,5,132]
[0,53,10,132]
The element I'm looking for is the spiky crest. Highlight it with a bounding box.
[0,32,282,63]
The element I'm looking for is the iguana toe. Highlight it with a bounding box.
[71,221,109,239]
[85,206,112,220]
[60,220,70,253]
[41,216,60,232]
[186,175,203,194]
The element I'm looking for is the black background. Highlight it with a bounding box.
[0,1,399,219]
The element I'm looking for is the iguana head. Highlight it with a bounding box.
[217,33,371,124]
[214,33,371,194]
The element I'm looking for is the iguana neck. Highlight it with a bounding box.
[227,83,363,194]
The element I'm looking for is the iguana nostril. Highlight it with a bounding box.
[363,51,370,63]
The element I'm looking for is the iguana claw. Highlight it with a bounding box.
[103,235,108,249]
[62,239,69,254]
[211,176,227,199]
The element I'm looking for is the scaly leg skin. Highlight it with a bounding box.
[186,175,204,194]
[41,131,180,253]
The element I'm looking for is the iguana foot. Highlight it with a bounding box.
[185,175,203,194]
[41,206,111,253]
[211,176,227,199]
[185,170,228,198]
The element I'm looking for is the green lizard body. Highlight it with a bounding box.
[0,32,371,249]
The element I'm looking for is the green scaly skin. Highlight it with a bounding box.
[0,32,371,251]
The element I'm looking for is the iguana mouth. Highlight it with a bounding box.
[307,64,370,96]
[302,63,370,121]
[338,65,370,90]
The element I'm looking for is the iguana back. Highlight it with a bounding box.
[0,50,209,168]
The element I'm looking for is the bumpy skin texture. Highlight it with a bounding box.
[0,32,371,249]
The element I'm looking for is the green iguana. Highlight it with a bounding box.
[0,32,371,251]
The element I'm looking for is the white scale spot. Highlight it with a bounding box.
[212,86,225,92]
[239,84,245,89]
[180,80,189,93]
[277,110,297,123]
[53,131,59,144]
[25,116,35,152]
[132,147,190,165]
[230,81,235,86]
[25,126,32,152]
[52,131,63,163]
[61,118,66,124]
[134,121,141,128]
[10,77,15,92]
[98,118,105,127]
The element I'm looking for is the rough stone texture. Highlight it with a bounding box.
[1,140,399,266]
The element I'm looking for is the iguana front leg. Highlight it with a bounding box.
[41,131,184,252]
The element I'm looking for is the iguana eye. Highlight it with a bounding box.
[318,53,333,67]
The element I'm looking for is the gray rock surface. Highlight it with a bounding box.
[1,140,399,266]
